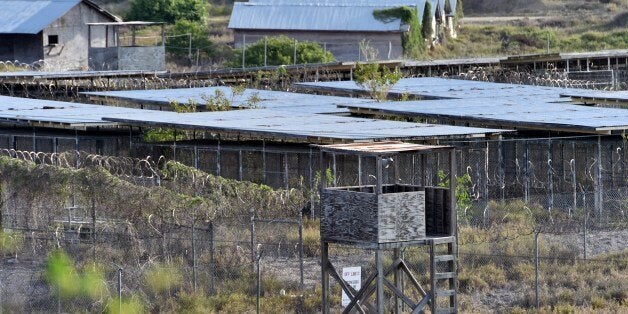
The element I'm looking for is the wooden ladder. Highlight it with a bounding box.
[429,237,458,314]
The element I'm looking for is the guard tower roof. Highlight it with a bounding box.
[316,141,452,156]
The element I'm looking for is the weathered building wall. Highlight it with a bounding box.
[0,34,44,64]
[118,46,166,71]
[88,47,118,70]
[43,2,115,70]
[89,46,165,71]
[234,30,404,62]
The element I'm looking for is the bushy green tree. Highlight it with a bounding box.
[126,0,207,23]
[455,0,464,26]
[168,19,213,57]
[232,36,334,67]
[422,2,433,40]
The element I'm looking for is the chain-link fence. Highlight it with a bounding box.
[0,132,625,311]
[235,34,401,66]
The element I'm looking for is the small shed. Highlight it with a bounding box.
[0,0,119,70]
[88,22,166,71]
[229,0,459,61]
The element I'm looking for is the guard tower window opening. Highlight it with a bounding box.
[48,35,59,46]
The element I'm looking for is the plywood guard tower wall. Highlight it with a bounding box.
[318,142,459,314]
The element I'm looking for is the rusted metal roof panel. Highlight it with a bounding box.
[318,141,450,155]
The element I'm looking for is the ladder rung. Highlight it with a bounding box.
[434,255,455,262]
[435,307,457,314]
[435,289,456,297]
[435,272,455,280]
[431,237,455,245]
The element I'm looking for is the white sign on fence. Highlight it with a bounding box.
[341,266,362,307]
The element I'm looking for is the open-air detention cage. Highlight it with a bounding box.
[0,133,624,311]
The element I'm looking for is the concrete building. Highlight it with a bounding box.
[88,22,166,71]
[228,0,458,62]
[0,0,119,70]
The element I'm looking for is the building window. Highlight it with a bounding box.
[48,35,59,45]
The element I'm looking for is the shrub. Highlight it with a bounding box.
[232,36,334,67]
[458,267,489,293]
[354,63,402,101]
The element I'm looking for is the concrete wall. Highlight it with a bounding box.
[89,46,165,71]
[88,47,118,70]
[118,46,166,71]
[42,2,115,70]
[0,34,44,64]
[233,30,404,62]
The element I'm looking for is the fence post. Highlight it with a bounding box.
[209,221,215,294]
[284,152,289,190]
[196,48,200,68]
[483,141,489,226]
[188,33,192,66]
[194,146,198,170]
[298,212,304,289]
[250,216,255,272]
[91,197,96,262]
[192,218,197,294]
[264,37,267,67]
[498,136,504,202]
[239,150,243,181]
[117,267,123,313]
[547,139,553,211]
[524,140,530,204]
[242,34,246,69]
[571,158,577,218]
[534,230,540,309]
[294,39,297,65]
[256,245,263,314]
[594,136,603,219]
[582,189,588,260]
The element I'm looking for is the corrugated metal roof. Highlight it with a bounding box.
[561,90,628,103]
[0,0,118,34]
[0,95,149,126]
[82,87,375,114]
[0,0,80,34]
[103,108,506,142]
[296,77,586,99]
[245,0,448,21]
[0,94,507,141]
[229,2,406,32]
[339,97,628,134]
[228,0,461,32]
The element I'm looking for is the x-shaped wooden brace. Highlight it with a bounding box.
[327,258,432,314]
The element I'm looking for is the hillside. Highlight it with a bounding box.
[463,0,626,16]
[436,0,628,59]
[92,0,627,63]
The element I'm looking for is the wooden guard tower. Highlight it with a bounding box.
[318,142,458,314]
